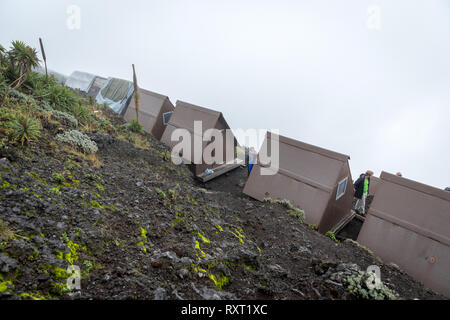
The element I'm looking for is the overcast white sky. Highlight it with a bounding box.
[1,0,449,189]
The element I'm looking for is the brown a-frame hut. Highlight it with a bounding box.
[160,100,241,181]
[357,171,450,297]
[243,132,354,234]
[123,88,175,140]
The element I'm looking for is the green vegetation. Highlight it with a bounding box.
[49,187,61,195]
[83,260,94,272]
[162,150,171,161]
[56,130,98,154]
[6,40,40,90]
[325,231,339,243]
[208,274,230,291]
[0,40,122,156]
[345,271,397,300]
[51,110,78,127]
[137,226,148,253]
[274,199,306,224]
[127,118,143,134]
[286,207,305,224]
[168,188,176,201]
[7,114,41,145]
[155,188,166,199]
[52,172,65,184]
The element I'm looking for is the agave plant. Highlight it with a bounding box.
[8,41,40,89]
[8,114,42,145]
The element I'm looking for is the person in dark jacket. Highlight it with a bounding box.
[353,170,374,215]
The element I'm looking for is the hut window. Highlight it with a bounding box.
[162,112,173,125]
[336,177,348,200]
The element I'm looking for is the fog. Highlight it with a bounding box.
[1,0,449,188]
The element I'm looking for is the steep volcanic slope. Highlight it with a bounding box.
[0,101,445,300]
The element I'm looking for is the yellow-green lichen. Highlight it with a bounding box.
[137,226,148,252]
[194,231,210,244]
[228,226,245,244]
[0,277,13,293]
[194,240,206,259]
[95,182,105,192]
[26,171,48,186]
[208,274,230,291]
[19,292,47,300]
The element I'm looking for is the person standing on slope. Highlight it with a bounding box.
[353,170,374,215]
[248,147,256,176]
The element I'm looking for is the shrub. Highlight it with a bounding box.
[52,172,65,184]
[49,187,61,195]
[326,231,339,243]
[7,114,41,145]
[0,77,7,103]
[51,110,78,127]
[5,88,28,102]
[127,118,143,134]
[71,103,91,125]
[155,188,166,199]
[83,260,94,272]
[276,199,294,209]
[287,207,305,223]
[162,150,171,161]
[275,199,306,223]
[87,95,96,105]
[30,75,78,113]
[345,271,397,300]
[48,85,77,112]
[56,130,98,154]
[18,96,40,114]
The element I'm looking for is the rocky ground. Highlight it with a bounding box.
[0,105,446,300]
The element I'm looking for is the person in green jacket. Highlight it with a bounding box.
[353,170,374,215]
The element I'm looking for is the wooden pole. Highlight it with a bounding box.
[39,38,47,80]
[132,64,140,123]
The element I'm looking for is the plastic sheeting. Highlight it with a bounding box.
[87,76,107,97]
[96,77,134,114]
[65,71,96,93]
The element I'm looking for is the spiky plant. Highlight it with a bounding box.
[71,103,91,125]
[0,44,5,69]
[7,41,40,89]
[46,84,77,112]
[8,114,42,145]
[127,118,143,133]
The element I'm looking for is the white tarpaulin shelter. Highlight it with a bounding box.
[65,71,97,93]
[95,77,134,114]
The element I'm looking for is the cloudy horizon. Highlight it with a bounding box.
[1,0,449,189]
